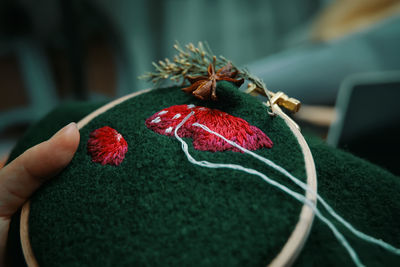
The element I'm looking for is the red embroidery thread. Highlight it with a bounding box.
[145,104,273,152]
[87,126,128,166]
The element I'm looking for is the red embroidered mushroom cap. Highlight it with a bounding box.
[87,126,128,166]
[146,104,273,152]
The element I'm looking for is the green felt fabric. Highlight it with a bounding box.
[6,82,400,267]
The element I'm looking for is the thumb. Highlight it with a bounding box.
[0,122,80,218]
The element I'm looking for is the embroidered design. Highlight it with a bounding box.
[87,126,128,166]
[145,105,273,152]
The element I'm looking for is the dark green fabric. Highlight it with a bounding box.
[7,83,400,266]
[296,136,400,266]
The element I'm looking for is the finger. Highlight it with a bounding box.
[0,122,80,218]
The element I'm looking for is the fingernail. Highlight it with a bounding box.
[52,122,78,138]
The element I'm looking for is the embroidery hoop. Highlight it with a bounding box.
[19,89,317,267]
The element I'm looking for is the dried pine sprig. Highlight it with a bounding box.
[238,66,270,97]
[139,41,217,85]
[139,41,271,102]
[218,55,270,98]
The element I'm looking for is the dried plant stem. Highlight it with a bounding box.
[139,41,271,103]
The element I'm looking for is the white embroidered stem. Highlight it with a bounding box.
[192,122,400,256]
[175,113,365,267]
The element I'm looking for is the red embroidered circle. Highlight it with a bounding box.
[87,126,128,166]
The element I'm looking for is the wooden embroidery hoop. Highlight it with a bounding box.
[20,89,317,267]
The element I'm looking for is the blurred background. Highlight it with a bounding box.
[0,0,399,174]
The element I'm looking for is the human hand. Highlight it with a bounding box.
[0,122,80,265]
